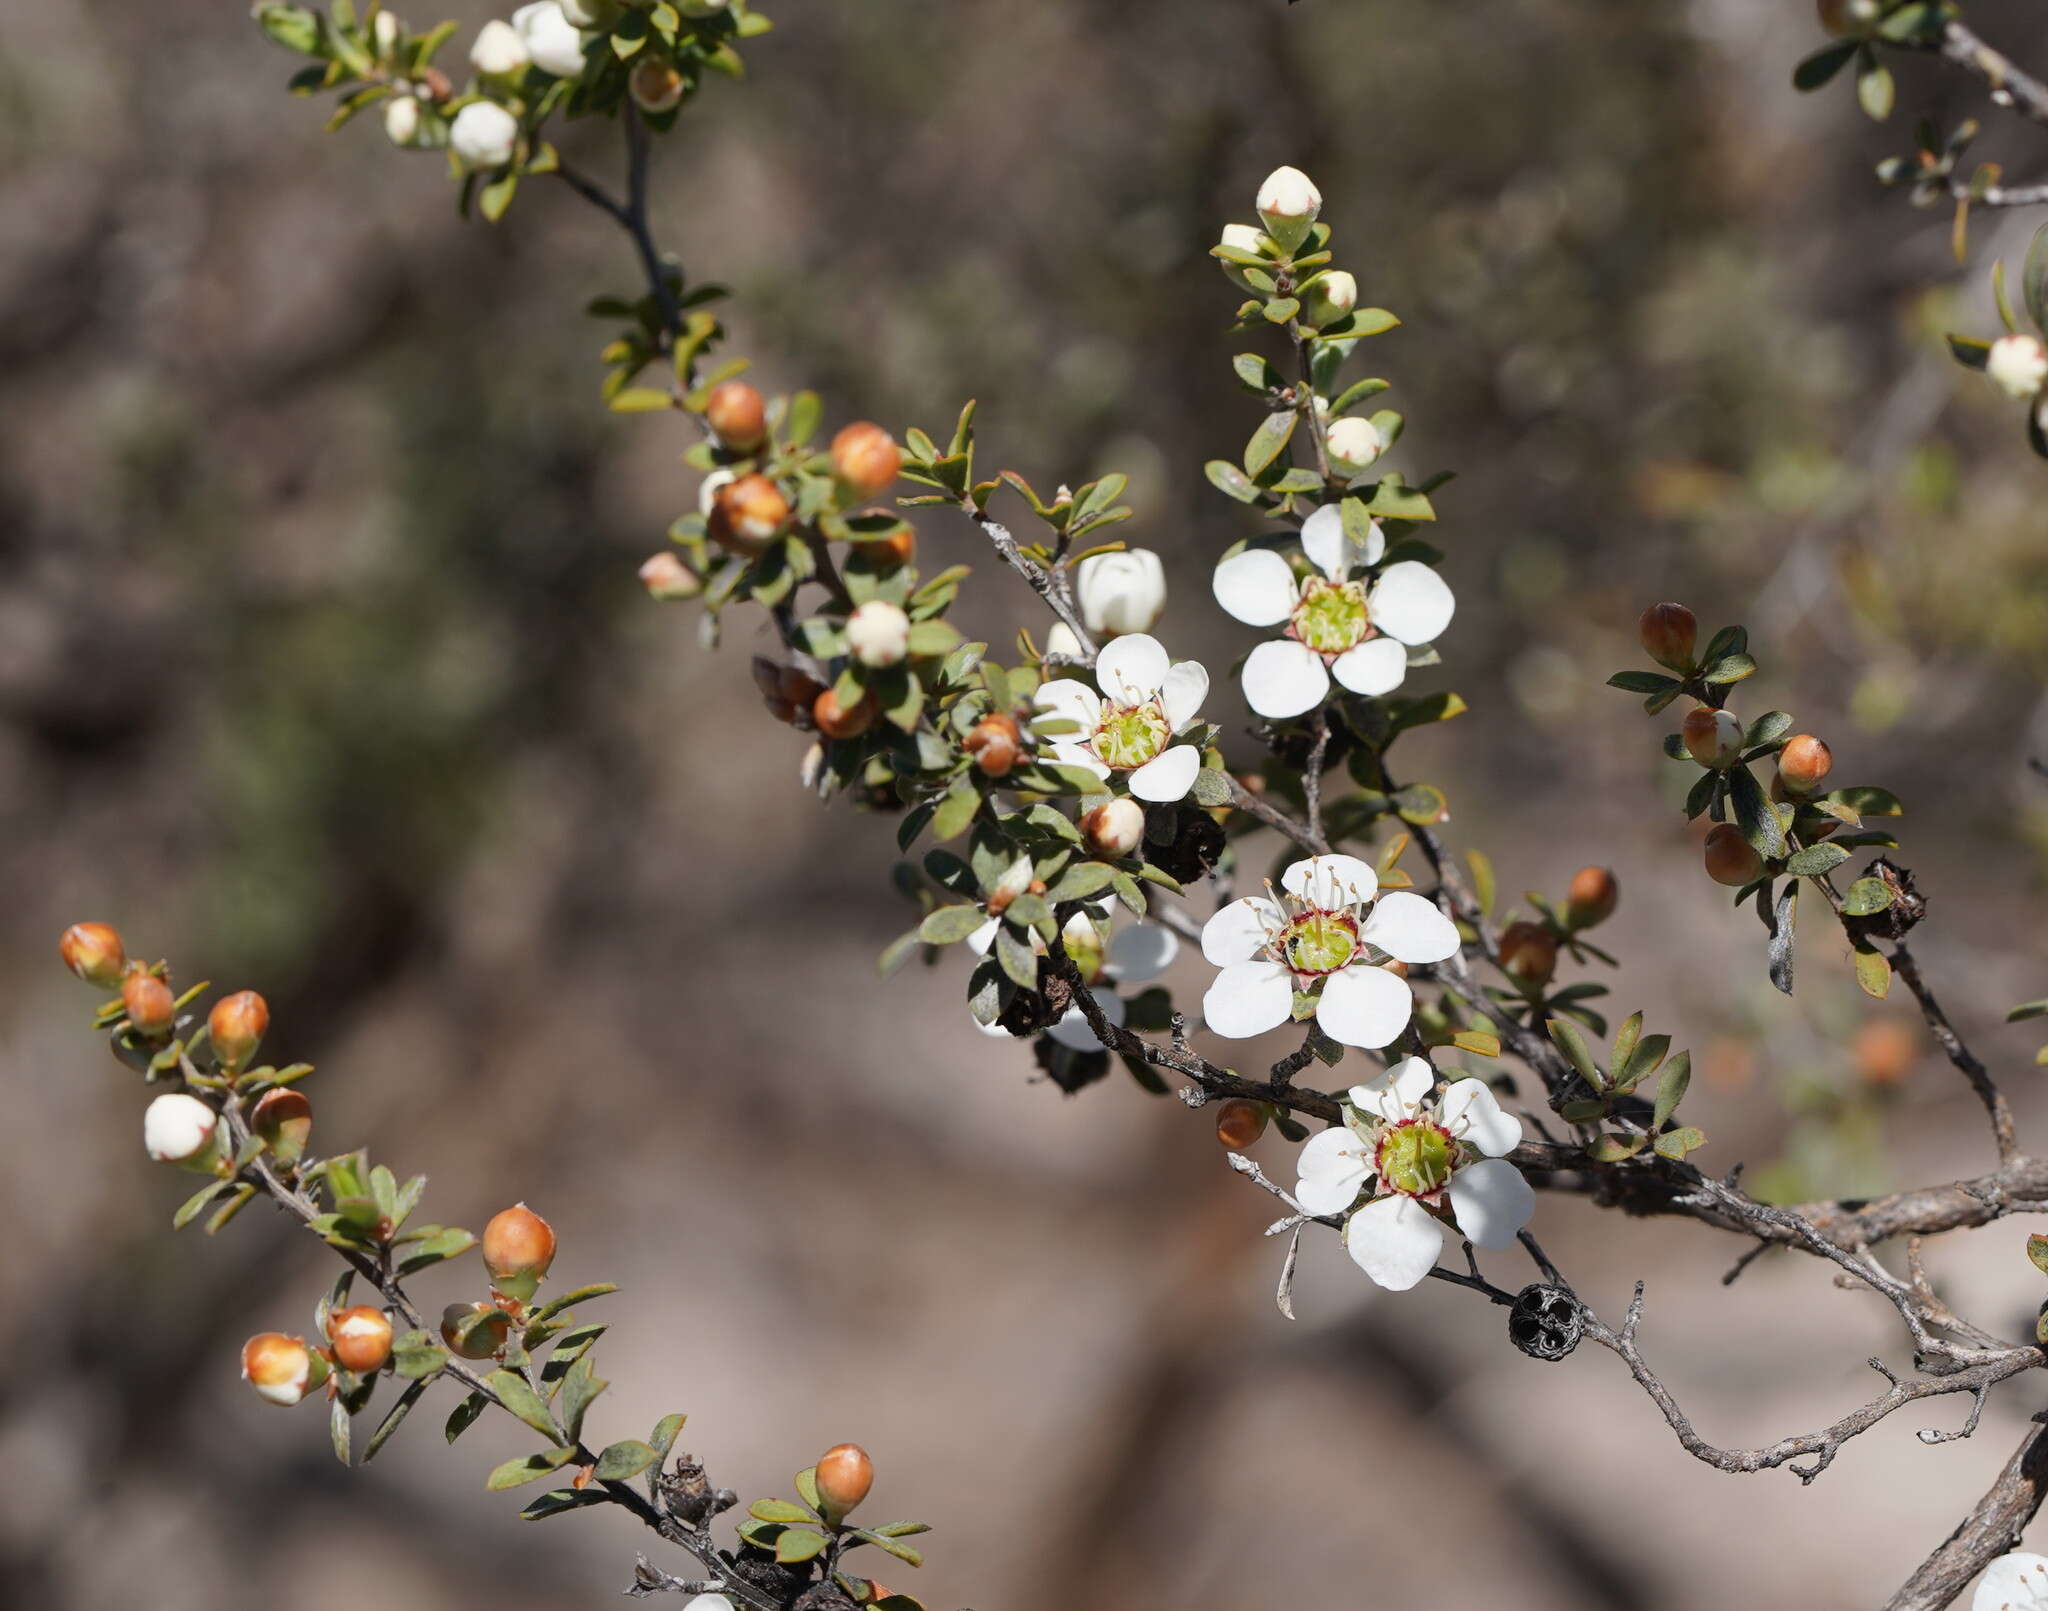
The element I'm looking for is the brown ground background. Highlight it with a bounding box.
[5,1,2048,1607]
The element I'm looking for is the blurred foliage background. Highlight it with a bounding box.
[5,1,2048,1607]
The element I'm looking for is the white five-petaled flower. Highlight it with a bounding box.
[1033,633,1209,803]
[1200,853,1459,1048]
[450,101,520,169]
[512,2,588,78]
[1975,1551,2048,1611]
[973,913,1179,1050]
[1294,1056,1535,1291]
[1212,504,1455,720]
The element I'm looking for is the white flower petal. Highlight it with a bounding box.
[1212,550,1298,627]
[1361,890,1460,964]
[1201,897,1284,967]
[1973,1552,2048,1611]
[1094,632,1170,702]
[1107,922,1178,982]
[1440,1077,1523,1157]
[1034,676,1101,729]
[1299,504,1359,581]
[967,918,1001,956]
[1343,1195,1445,1291]
[1369,561,1456,646]
[1129,744,1201,802]
[1349,1055,1436,1121]
[1280,854,1379,908]
[1202,959,1294,1039]
[974,1013,1019,1038]
[1240,640,1330,719]
[1049,990,1125,1050]
[1330,637,1409,697]
[1296,1152,1372,1216]
[1159,659,1210,730]
[1050,742,1111,781]
[1314,964,1414,1049]
[1447,1158,1535,1250]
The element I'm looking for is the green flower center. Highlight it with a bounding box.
[1375,1119,1455,1198]
[1093,702,1171,770]
[1282,910,1359,976]
[1291,578,1370,656]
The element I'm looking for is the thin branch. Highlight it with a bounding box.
[1885,1418,2048,1611]
[1938,18,2048,130]
[959,500,1099,659]
[1890,940,2019,1163]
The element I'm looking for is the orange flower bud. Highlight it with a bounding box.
[1497,921,1558,988]
[122,972,176,1039]
[813,686,876,741]
[1080,796,1145,860]
[59,922,127,989]
[640,551,703,600]
[328,1306,395,1374]
[441,1301,512,1359]
[242,1332,321,1406]
[1681,706,1743,768]
[831,422,901,504]
[1638,602,1697,671]
[1852,1018,1917,1086]
[483,1203,557,1286]
[965,712,1023,778]
[1703,822,1764,887]
[704,380,767,453]
[709,474,791,557]
[629,57,684,113]
[1564,866,1618,930]
[866,522,915,569]
[815,1442,874,1518]
[1776,733,1833,797]
[208,990,270,1072]
[251,1087,313,1164]
[1214,1098,1269,1150]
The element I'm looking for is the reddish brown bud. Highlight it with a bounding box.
[242,1332,323,1406]
[440,1301,512,1359]
[965,713,1023,778]
[1703,822,1765,887]
[1776,734,1833,797]
[815,1443,874,1518]
[639,551,703,600]
[1564,866,1618,930]
[208,990,270,1072]
[704,380,767,453]
[629,57,684,113]
[866,520,915,569]
[252,1088,313,1164]
[1214,1098,1270,1150]
[122,972,176,1039]
[328,1305,395,1374]
[1852,1018,1917,1087]
[59,922,127,989]
[831,422,902,504]
[1080,796,1145,860]
[1497,921,1558,988]
[1681,706,1742,768]
[483,1203,556,1285]
[1638,602,1698,671]
[709,474,791,557]
[813,686,876,741]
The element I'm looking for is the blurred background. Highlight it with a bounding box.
[5,0,2048,1606]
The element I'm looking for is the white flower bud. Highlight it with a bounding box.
[1217,222,1266,292]
[384,93,422,147]
[1325,415,1383,477]
[1044,621,1084,660]
[846,601,911,668]
[1303,270,1357,328]
[144,1093,225,1171]
[1074,548,1167,638]
[450,100,520,169]
[512,2,587,78]
[1256,166,1321,254]
[373,11,404,53]
[1081,796,1146,860]
[674,0,731,15]
[1987,334,2048,401]
[469,19,530,76]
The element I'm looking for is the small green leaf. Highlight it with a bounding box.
[1652,1051,1691,1132]
[1652,1126,1708,1161]
[919,905,990,945]
[594,1440,660,1482]
[775,1528,829,1565]
[1785,843,1848,877]
[1546,1017,1603,1090]
[488,1447,580,1490]
[750,1498,816,1524]
[486,1370,565,1445]
[446,1390,489,1443]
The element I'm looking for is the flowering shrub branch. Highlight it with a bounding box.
[58,4,2048,1608]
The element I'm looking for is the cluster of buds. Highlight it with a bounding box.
[1492,866,1620,992]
